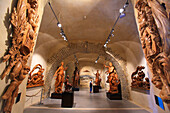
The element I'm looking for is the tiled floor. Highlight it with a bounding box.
[24,88,151,113]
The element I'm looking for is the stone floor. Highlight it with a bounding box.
[24,88,151,113]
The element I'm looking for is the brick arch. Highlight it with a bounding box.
[44,42,130,99]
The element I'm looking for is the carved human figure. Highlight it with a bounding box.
[108,75,120,94]
[72,66,80,88]
[104,62,118,82]
[93,70,101,86]
[64,75,72,92]
[53,62,68,94]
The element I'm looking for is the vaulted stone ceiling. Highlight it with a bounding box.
[40,0,139,43]
[36,0,143,66]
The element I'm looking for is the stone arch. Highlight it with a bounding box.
[44,42,130,100]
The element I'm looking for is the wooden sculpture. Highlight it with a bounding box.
[53,62,68,94]
[72,67,80,88]
[131,66,150,90]
[109,75,120,94]
[104,62,118,83]
[93,70,101,86]
[64,75,72,92]
[104,62,119,94]
[135,0,170,102]
[1,0,39,112]
[27,64,44,88]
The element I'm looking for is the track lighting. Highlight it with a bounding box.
[104,44,107,48]
[60,32,63,35]
[108,38,110,41]
[119,8,124,13]
[74,55,79,64]
[57,22,62,28]
[120,13,126,18]
[111,29,114,33]
[95,55,100,64]
[103,0,129,47]
[48,2,68,42]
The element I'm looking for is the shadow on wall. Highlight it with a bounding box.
[2,0,17,56]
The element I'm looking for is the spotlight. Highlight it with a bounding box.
[111,34,114,37]
[49,2,68,42]
[60,32,63,35]
[57,22,62,28]
[120,13,126,18]
[104,44,107,48]
[119,8,124,13]
[124,4,128,8]
[64,37,67,41]
[106,41,108,44]
[112,29,114,33]
[95,60,98,63]
[108,38,110,41]
[62,35,65,38]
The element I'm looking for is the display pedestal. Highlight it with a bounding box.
[51,92,62,99]
[61,92,74,107]
[93,86,99,93]
[106,92,122,100]
[72,87,79,91]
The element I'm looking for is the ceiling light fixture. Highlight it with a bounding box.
[95,55,100,64]
[104,0,129,48]
[48,2,68,42]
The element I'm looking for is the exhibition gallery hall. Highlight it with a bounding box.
[0,0,169,113]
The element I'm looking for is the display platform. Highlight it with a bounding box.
[72,87,79,91]
[51,92,62,99]
[106,92,122,100]
[61,92,74,107]
[93,86,99,93]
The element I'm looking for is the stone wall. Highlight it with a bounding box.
[44,42,130,100]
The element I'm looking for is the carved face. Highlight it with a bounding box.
[109,62,112,66]
[29,0,38,9]
[61,62,64,66]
